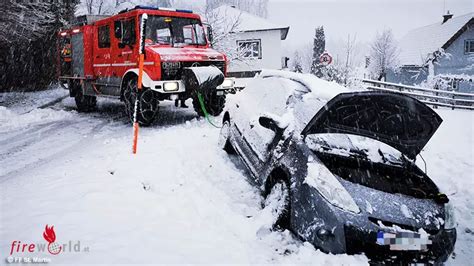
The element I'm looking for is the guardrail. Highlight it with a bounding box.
[362,79,474,111]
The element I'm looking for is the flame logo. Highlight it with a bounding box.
[43,225,56,243]
[43,225,62,255]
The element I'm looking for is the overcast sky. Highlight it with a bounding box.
[268,0,473,49]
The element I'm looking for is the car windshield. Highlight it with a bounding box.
[144,15,207,47]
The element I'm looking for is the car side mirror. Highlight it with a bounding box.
[259,116,284,134]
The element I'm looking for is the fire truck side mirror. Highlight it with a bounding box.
[203,23,213,46]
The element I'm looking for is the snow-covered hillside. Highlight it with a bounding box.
[0,88,472,265]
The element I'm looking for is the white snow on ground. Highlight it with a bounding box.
[0,89,472,265]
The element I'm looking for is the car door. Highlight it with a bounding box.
[232,77,291,177]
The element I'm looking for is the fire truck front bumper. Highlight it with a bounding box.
[148,78,235,94]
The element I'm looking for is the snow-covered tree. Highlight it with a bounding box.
[0,0,79,91]
[311,26,325,78]
[292,51,303,73]
[206,0,268,18]
[368,29,399,81]
[203,5,253,63]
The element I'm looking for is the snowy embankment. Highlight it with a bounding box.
[0,88,472,265]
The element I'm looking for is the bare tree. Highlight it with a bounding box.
[368,29,399,80]
[203,6,252,63]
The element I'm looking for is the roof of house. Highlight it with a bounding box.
[211,5,290,40]
[399,12,473,66]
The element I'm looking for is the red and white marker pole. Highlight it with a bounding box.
[132,13,148,155]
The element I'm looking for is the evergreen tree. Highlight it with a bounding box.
[310,26,325,78]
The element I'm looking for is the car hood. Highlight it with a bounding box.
[301,91,442,159]
[340,178,444,233]
[148,46,224,62]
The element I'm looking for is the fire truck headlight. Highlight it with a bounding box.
[163,82,179,92]
[221,78,235,88]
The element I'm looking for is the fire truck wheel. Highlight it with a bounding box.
[123,78,159,126]
[192,90,226,117]
[74,89,97,112]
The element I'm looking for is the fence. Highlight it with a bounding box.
[362,79,474,111]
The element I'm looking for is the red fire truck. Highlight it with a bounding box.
[58,6,234,126]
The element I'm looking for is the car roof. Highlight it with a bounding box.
[243,70,363,131]
[258,70,357,101]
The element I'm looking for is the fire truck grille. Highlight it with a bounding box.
[161,61,226,81]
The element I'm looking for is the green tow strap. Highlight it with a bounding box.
[197,92,222,129]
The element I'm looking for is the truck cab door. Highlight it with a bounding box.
[93,23,112,78]
[111,18,137,80]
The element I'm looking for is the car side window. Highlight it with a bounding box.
[98,25,110,48]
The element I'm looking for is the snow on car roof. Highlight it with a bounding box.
[259,69,357,101]
[399,12,473,66]
[209,5,290,40]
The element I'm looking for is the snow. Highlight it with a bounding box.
[259,69,357,100]
[187,66,223,86]
[400,204,414,219]
[0,85,472,264]
[0,92,365,265]
[399,12,473,66]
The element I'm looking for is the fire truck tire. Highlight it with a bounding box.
[74,89,97,112]
[192,90,226,117]
[123,78,159,126]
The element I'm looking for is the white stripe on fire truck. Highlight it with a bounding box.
[93,62,154,67]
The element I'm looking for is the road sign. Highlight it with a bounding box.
[319,52,333,66]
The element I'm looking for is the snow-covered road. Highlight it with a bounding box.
[0,88,472,265]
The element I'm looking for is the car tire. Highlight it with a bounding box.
[218,120,236,154]
[192,90,226,117]
[264,179,290,230]
[123,78,159,126]
[74,83,97,112]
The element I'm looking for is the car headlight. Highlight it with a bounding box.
[305,162,360,213]
[444,202,456,229]
[163,82,179,92]
[221,78,235,88]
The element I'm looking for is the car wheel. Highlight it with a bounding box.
[218,120,235,154]
[123,78,159,126]
[74,84,97,112]
[192,90,226,117]
[264,179,290,230]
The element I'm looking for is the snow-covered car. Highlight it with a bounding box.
[218,70,456,263]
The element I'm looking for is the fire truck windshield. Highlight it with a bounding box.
[144,15,207,47]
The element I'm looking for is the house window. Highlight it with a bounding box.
[465,40,474,54]
[237,39,262,59]
[98,25,110,48]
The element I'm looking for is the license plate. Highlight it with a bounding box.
[216,91,224,96]
[376,231,432,251]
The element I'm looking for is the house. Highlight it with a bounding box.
[387,12,474,93]
[209,5,290,78]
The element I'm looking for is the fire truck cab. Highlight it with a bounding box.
[58,6,234,126]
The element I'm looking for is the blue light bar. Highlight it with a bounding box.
[132,5,193,13]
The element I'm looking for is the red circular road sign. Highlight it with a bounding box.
[319,52,333,66]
